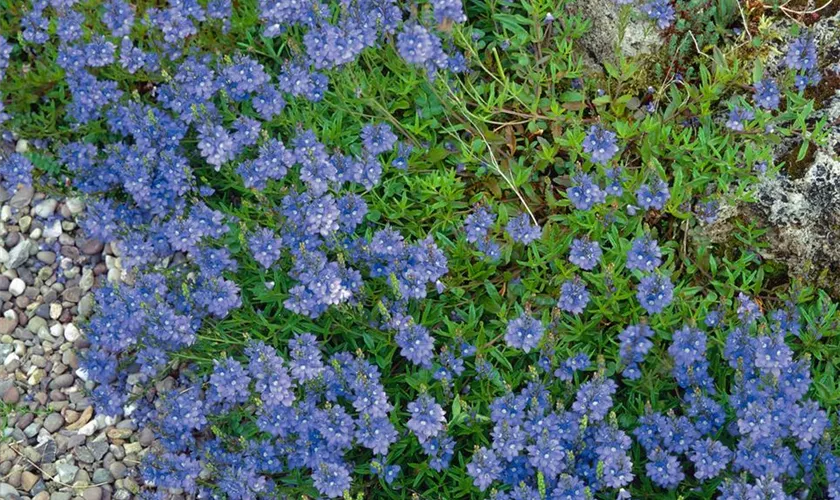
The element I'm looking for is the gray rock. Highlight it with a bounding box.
[55,463,79,484]
[0,482,18,498]
[43,413,64,433]
[566,0,662,68]
[108,461,127,480]
[9,185,34,209]
[49,374,75,390]
[92,468,112,484]
[36,251,56,264]
[89,441,109,461]
[50,492,72,500]
[6,239,35,269]
[81,487,102,500]
[75,446,95,464]
[38,441,56,463]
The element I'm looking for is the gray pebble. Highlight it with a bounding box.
[36,251,56,264]
[43,413,64,433]
[48,374,74,390]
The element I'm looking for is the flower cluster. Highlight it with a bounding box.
[466,374,634,496]
[634,302,840,496]
[139,338,399,498]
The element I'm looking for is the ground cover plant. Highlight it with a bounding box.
[0,0,839,498]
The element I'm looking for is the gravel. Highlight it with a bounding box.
[0,184,154,499]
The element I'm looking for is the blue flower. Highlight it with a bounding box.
[582,125,620,165]
[558,278,590,314]
[636,273,674,314]
[642,0,676,29]
[407,394,446,443]
[626,235,662,272]
[505,313,545,353]
[506,213,542,244]
[567,173,605,211]
[569,238,602,270]
[753,79,781,110]
[725,105,755,131]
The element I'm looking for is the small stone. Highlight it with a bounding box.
[49,374,74,390]
[43,220,62,239]
[62,287,82,303]
[9,185,34,209]
[39,441,56,463]
[108,462,127,480]
[78,239,104,256]
[36,251,56,265]
[21,471,38,491]
[82,487,102,500]
[92,468,112,484]
[66,198,85,215]
[55,463,79,484]
[18,216,32,233]
[88,441,109,461]
[43,413,64,433]
[8,278,25,297]
[27,316,47,335]
[63,323,80,342]
[2,386,19,404]
[0,318,15,335]
[78,420,97,436]
[106,428,132,440]
[0,483,18,498]
[123,442,143,455]
[75,446,95,464]
[6,239,35,269]
[50,492,72,500]
[33,199,58,219]
[33,492,49,500]
[49,303,62,320]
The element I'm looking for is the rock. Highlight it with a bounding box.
[2,386,19,404]
[63,323,80,342]
[62,287,82,303]
[43,220,62,239]
[88,441,109,461]
[566,0,663,68]
[50,493,72,500]
[8,278,25,297]
[703,91,840,295]
[43,413,64,433]
[77,239,103,256]
[0,483,18,498]
[66,198,85,215]
[50,303,62,320]
[0,317,16,335]
[78,420,98,437]
[27,316,47,335]
[33,199,58,219]
[108,462,127,480]
[75,446,95,464]
[33,492,49,500]
[49,374,75,390]
[9,185,34,209]
[36,251,56,265]
[6,239,35,269]
[19,216,32,233]
[82,487,102,500]
[39,441,56,463]
[55,463,79,484]
[92,468,112,484]
[20,471,38,492]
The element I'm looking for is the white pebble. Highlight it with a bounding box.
[77,420,98,436]
[75,367,89,382]
[50,323,64,339]
[43,220,63,239]
[8,278,25,297]
[64,323,81,342]
[15,139,28,153]
[0,206,11,222]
